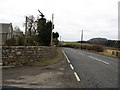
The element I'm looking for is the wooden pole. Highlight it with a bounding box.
[60,36,61,42]
[51,14,54,46]
[81,30,83,49]
[25,16,28,45]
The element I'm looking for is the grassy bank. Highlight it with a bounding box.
[104,49,120,58]
[77,48,120,58]
[30,48,64,66]
[61,41,91,46]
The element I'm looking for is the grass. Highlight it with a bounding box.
[104,49,120,58]
[30,48,64,66]
[60,41,91,46]
[78,48,120,58]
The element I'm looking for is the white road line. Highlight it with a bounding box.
[62,49,81,82]
[70,64,74,70]
[102,61,109,65]
[95,58,109,65]
[89,56,109,65]
[74,72,81,81]
[94,58,102,62]
[79,52,85,55]
[89,56,94,59]
[62,50,70,63]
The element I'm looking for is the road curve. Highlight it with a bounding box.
[62,47,118,88]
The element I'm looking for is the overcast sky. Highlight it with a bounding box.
[0,0,119,41]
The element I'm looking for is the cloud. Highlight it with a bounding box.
[0,0,119,41]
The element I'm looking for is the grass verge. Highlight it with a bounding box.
[78,49,119,58]
[30,48,64,66]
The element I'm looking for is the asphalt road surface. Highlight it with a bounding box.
[62,47,118,88]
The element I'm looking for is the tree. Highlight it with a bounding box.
[53,32,59,39]
[27,15,37,36]
[37,18,52,46]
[52,32,59,45]
[14,26,21,32]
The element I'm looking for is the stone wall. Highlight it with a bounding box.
[2,46,56,66]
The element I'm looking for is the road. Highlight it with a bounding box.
[62,47,118,88]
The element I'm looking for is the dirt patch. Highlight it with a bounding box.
[2,58,83,89]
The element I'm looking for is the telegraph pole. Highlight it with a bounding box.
[51,14,54,46]
[81,30,83,49]
[25,16,28,45]
[60,36,61,42]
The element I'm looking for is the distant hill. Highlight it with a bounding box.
[88,38,108,45]
[87,37,119,48]
[76,37,119,48]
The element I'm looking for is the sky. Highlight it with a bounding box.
[0,0,119,41]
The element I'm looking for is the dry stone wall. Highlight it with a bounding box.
[2,46,56,66]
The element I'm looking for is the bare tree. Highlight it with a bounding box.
[14,26,21,32]
[27,15,37,36]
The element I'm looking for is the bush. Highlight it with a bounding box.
[62,44,104,52]
[5,38,17,46]
[18,36,25,46]
[53,38,59,45]
[82,45,91,50]
[91,45,104,52]
[81,45,87,49]
[81,44,104,52]
[74,45,81,48]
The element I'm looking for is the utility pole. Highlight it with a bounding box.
[81,30,83,49]
[60,36,61,42]
[25,16,28,45]
[51,14,54,46]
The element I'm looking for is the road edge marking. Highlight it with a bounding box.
[70,64,74,70]
[62,50,70,63]
[74,72,81,81]
[62,49,81,82]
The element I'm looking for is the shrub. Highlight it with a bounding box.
[81,45,87,49]
[5,38,17,46]
[18,36,25,46]
[81,44,104,52]
[82,45,91,50]
[74,45,81,48]
[53,38,59,45]
[91,45,104,52]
